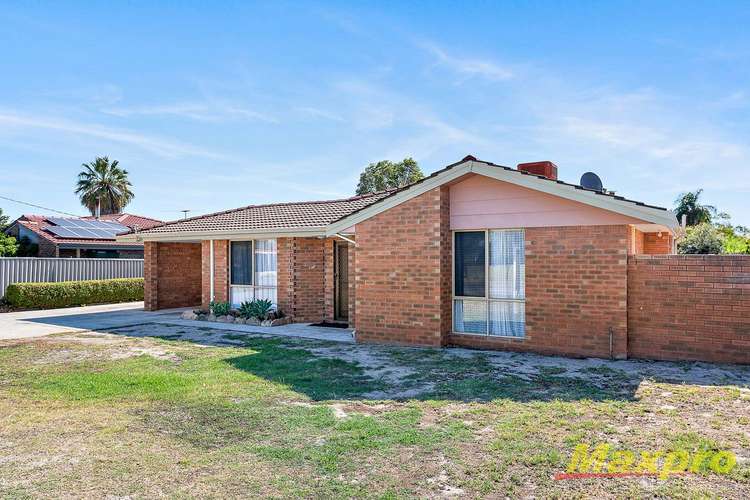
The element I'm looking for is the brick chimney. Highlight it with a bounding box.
[517,161,558,180]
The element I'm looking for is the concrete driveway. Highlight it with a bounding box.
[0,302,354,343]
[0,302,186,340]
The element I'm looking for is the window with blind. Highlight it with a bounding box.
[229,239,277,306]
[453,230,525,337]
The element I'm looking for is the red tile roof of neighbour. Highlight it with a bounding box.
[83,213,163,230]
[9,213,163,247]
[132,191,396,235]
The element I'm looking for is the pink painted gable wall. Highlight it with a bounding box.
[450,174,644,229]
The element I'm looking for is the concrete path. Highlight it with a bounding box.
[0,302,355,343]
[160,318,355,343]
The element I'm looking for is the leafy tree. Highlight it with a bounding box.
[0,233,17,256]
[674,189,722,226]
[677,223,723,254]
[717,224,750,254]
[355,158,424,195]
[0,207,9,231]
[75,156,134,215]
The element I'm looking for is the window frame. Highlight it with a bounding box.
[228,239,278,306]
[230,240,254,286]
[452,228,526,338]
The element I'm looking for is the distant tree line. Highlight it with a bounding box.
[675,189,749,254]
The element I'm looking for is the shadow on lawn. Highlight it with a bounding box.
[96,322,750,404]
[221,337,636,403]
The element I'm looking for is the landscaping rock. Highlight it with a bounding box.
[246,317,261,326]
[270,317,291,326]
[180,311,197,321]
[207,314,216,322]
[234,317,246,325]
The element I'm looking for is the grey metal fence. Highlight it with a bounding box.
[0,258,144,299]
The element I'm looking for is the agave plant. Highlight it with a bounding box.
[239,299,274,320]
[209,301,231,316]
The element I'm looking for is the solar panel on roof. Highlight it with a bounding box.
[46,217,129,239]
[47,217,77,227]
[47,227,82,238]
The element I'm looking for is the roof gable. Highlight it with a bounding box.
[325,158,678,235]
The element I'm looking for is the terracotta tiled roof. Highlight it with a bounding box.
[134,191,395,235]
[9,213,163,247]
[83,213,163,230]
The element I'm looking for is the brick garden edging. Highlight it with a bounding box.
[180,310,292,327]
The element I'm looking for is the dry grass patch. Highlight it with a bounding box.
[0,324,749,498]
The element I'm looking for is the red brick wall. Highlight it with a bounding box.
[274,237,326,322]
[448,225,630,358]
[144,241,202,311]
[355,187,451,347]
[628,255,750,364]
[291,237,325,322]
[201,240,229,308]
[644,232,672,254]
[629,227,645,255]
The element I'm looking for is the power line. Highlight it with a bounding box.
[0,194,81,217]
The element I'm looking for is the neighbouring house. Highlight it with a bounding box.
[5,213,162,258]
[118,156,750,364]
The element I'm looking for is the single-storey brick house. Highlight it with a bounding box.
[118,156,750,364]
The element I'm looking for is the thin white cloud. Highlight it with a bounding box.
[295,106,345,122]
[102,101,277,123]
[335,78,488,162]
[418,41,514,82]
[0,110,227,159]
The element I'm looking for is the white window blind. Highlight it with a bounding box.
[454,229,525,338]
[229,239,277,306]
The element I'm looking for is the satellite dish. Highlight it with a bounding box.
[580,172,603,192]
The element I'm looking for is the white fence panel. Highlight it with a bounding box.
[0,258,144,299]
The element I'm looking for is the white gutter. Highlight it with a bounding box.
[209,239,215,303]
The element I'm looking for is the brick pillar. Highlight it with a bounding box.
[201,240,229,308]
[276,237,294,316]
[439,185,452,344]
[323,237,335,321]
[144,241,159,311]
[348,239,356,327]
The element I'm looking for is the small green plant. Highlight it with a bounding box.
[238,298,274,320]
[209,301,231,316]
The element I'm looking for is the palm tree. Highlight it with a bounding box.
[75,157,134,216]
[674,189,717,227]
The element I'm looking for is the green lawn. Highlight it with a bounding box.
[0,323,749,498]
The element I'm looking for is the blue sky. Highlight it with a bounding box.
[1,1,749,225]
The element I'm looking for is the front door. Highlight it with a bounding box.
[334,242,349,322]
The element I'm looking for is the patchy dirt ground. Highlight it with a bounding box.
[1,322,749,498]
